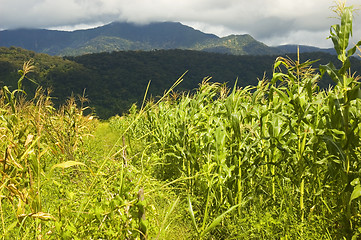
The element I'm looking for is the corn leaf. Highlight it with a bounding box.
[346,84,361,102]
[201,204,239,237]
[350,184,361,204]
[31,212,57,221]
[50,161,86,171]
[188,196,199,234]
[347,40,361,57]
[320,62,341,84]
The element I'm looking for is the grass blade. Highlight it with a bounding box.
[188,196,199,234]
[201,204,239,238]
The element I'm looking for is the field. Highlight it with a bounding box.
[1,2,361,239]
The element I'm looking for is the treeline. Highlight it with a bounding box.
[1,47,360,118]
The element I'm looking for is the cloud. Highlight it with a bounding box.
[0,0,360,48]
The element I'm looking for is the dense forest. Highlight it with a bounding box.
[1,47,360,118]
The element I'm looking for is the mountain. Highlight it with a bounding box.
[0,22,217,55]
[0,21,334,56]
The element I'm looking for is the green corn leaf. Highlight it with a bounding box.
[271,73,288,84]
[201,204,239,238]
[322,135,346,163]
[347,40,361,57]
[273,60,283,70]
[2,86,12,106]
[50,161,87,171]
[330,24,341,56]
[351,178,360,187]
[31,212,57,221]
[271,86,289,104]
[339,58,351,76]
[350,184,361,204]
[346,84,361,102]
[330,129,346,141]
[25,76,38,86]
[188,196,199,234]
[19,136,41,161]
[320,62,341,84]
[17,72,25,90]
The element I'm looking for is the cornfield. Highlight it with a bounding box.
[1,1,361,239]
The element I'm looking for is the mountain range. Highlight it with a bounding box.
[0,21,335,56]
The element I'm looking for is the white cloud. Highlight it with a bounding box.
[0,0,360,48]
[264,30,333,48]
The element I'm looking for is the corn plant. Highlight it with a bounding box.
[0,62,56,238]
[0,61,98,239]
[319,2,361,237]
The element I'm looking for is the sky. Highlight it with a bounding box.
[0,0,361,48]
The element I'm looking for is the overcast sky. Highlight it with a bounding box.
[0,0,360,48]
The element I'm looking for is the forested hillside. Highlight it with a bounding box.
[1,46,360,118]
